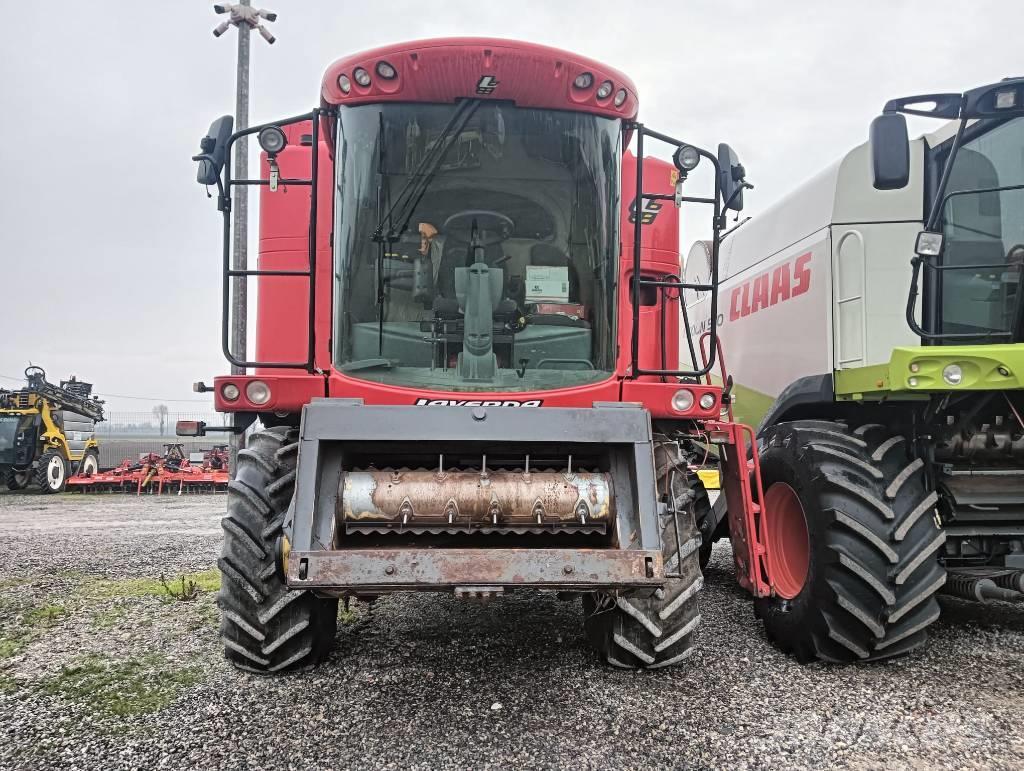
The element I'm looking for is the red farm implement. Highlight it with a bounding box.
[66,444,229,494]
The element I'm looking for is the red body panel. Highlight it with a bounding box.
[620,152,681,380]
[255,122,333,374]
[320,37,639,120]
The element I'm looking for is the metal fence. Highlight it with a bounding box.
[95,412,226,470]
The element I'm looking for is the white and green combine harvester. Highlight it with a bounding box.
[686,77,1024,663]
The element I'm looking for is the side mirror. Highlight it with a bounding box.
[869,113,910,190]
[717,143,745,212]
[194,115,234,186]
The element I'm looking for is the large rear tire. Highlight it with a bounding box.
[755,420,945,663]
[218,427,338,673]
[35,451,68,494]
[582,440,703,669]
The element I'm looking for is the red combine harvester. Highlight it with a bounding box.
[184,37,763,673]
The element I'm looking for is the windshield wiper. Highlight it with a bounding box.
[371,99,482,244]
[370,99,482,357]
[339,358,395,372]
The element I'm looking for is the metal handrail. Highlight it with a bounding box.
[219,108,325,371]
[627,123,723,379]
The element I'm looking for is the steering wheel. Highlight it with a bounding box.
[24,365,45,380]
[443,209,515,246]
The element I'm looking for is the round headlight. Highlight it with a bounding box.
[337,74,352,94]
[942,363,963,386]
[614,88,628,107]
[246,380,271,405]
[221,383,240,401]
[908,377,919,388]
[909,362,920,373]
[353,67,371,87]
[596,80,613,99]
[699,393,716,410]
[376,61,397,79]
[257,126,287,155]
[573,72,594,89]
[674,144,701,172]
[671,389,695,412]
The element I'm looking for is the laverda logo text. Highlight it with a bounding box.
[729,252,811,321]
[414,398,542,407]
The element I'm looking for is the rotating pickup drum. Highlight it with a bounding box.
[339,467,614,535]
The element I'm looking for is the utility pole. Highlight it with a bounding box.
[211,2,277,473]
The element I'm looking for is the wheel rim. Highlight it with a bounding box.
[47,456,65,489]
[83,455,97,475]
[764,482,809,599]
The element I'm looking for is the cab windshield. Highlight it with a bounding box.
[332,102,621,392]
[936,117,1024,338]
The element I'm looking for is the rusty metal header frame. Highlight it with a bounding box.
[285,401,664,590]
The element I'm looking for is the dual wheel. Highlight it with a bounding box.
[754,420,946,662]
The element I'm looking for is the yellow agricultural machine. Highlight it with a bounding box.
[0,366,105,493]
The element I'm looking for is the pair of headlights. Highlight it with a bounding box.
[221,381,271,405]
[672,389,717,412]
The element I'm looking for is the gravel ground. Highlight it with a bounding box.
[0,491,1022,770]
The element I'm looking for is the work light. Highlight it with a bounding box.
[376,61,397,79]
[614,88,628,107]
[258,126,287,155]
[338,74,352,94]
[573,72,594,89]
[674,144,701,172]
[596,80,613,99]
[915,231,944,257]
[995,89,1018,110]
[353,67,371,87]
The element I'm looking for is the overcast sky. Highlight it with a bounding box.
[1,1,1020,412]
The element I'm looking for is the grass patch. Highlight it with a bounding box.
[0,638,23,659]
[24,604,66,627]
[79,569,221,601]
[40,653,203,716]
[339,604,358,625]
[0,577,29,591]
[0,602,67,660]
[91,606,127,630]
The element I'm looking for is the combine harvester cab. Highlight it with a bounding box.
[185,37,761,672]
[688,77,1024,663]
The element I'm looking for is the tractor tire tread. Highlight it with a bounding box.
[758,420,945,663]
[219,426,337,674]
[583,439,703,669]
